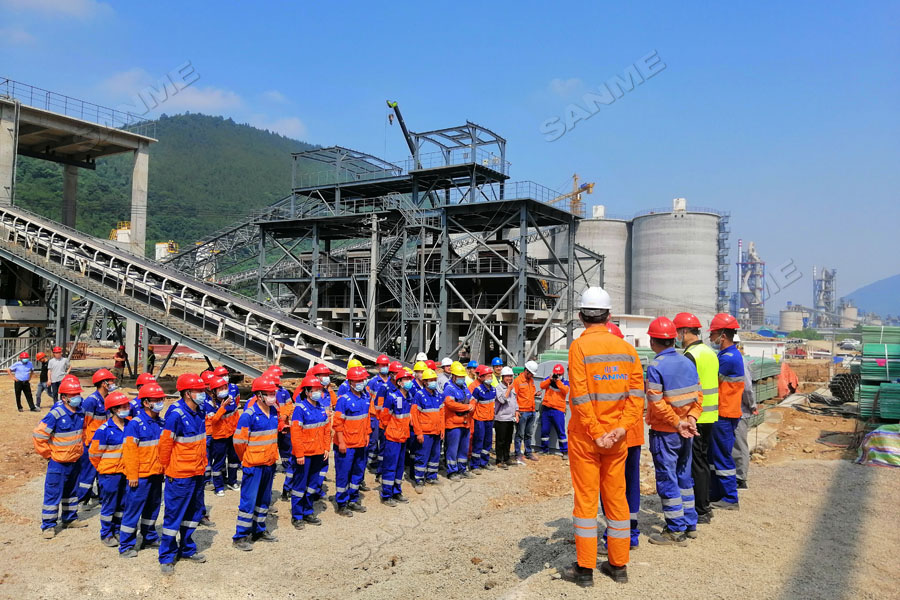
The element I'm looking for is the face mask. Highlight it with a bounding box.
[193,391,208,404]
[217,389,230,400]
[310,390,323,402]
[353,382,366,393]
[150,401,165,413]
[264,394,277,406]
[402,380,414,391]
[22,359,29,364]
[379,367,389,375]
[675,336,683,349]
[319,376,331,386]
[116,408,131,418]
[66,395,83,408]
[427,381,438,391]
[456,377,467,387]
[107,383,118,392]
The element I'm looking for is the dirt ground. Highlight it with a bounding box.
[1,352,898,599]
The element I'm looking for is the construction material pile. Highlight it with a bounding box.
[855,327,900,419]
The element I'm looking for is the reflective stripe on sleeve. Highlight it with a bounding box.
[571,392,628,405]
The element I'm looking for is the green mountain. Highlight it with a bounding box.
[845,273,900,318]
[12,113,318,254]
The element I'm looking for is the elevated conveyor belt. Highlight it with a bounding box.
[0,205,386,376]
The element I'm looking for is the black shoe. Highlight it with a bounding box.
[499,462,509,470]
[359,483,371,492]
[30,408,39,412]
[483,463,496,470]
[381,497,398,507]
[736,479,749,490]
[253,531,278,542]
[17,408,23,412]
[233,537,253,551]
[336,505,354,517]
[393,494,410,504]
[525,453,539,461]
[140,538,161,549]
[280,490,290,501]
[711,500,739,511]
[303,515,322,526]
[199,517,215,527]
[560,563,594,588]
[697,512,713,525]
[648,528,689,546]
[291,518,305,530]
[185,553,207,563]
[599,561,628,583]
[348,502,367,513]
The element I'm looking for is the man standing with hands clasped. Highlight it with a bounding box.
[562,287,644,587]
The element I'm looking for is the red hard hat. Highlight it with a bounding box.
[19,352,29,359]
[118,345,125,351]
[375,354,390,366]
[395,367,414,382]
[388,361,403,374]
[300,375,323,388]
[475,365,492,376]
[251,376,278,393]
[269,375,282,386]
[309,363,331,377]
[209,376,228,390]
[52,346,63,353]
[58,375,83,396]
[104,391,131,411]
[425,360,436,370]
[36,352,46,361]
[709,313,740,331]
[552,364,565,375]
[92,368,116,385]
[213,366,229,378]
[200,371,216,385]
[136,372,156,387]
[673,312,702,329]
[267,365,283,377]
[138,383,166,399]
[176,373,206,392]
[346,366,369,381]
[606,322,624,339]
[648,316,677,339]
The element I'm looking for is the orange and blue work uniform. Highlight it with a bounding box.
[33,403,86,530]
[333,389,372,507]
[366,374,391,472]
[710,345,745,505]
[411,384,444,484]
[120,408,165,554]
[380,387,412,499]
[90,418,129,540]
[470,382,496,469]
[512,373,538,457]
[207,395,240,493]
[567,325,644,570]
[232,401,279,540]
[274,386,294,497]
[645,347,703,532]
[539,376,569,455]
[368,378,394,474]
[444,380,474,476]
[289,394,330,519]
[157,398,207,565]
[76,389,107,501]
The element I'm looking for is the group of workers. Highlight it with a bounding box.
[562,286,749,587]
[7,346,71,412]
[29,284,750,583]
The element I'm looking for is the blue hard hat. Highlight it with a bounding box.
[491,357,503,367]
[467,360,478,369]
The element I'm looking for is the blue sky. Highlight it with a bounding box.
[2,0,898,313]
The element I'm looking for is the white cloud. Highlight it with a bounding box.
[261,90,288,104]
[0,0,112,18]
[99,68,242,116]
[0,26,36,45]
[249,115,308,139]
[159,86,243,113]
[98,68,152,96]
[548,77,584,97]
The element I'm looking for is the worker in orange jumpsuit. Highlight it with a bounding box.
[512,362,539,461]
[89,390,132,547]
[708,313,745,510]
[77,367,117,504]
[207,376,240,497]
[562,287,644,587]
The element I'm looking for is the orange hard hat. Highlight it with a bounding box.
[36,352,46,361]
[138,383,166,399]
[58,375,83,396]
[251,376,278,393]
[673,312,702,329]
[606,322,624,339]
[176,373,206,392]
[709,313,740,331]
[648,316,677,339]
[104,391,131,411]
[552,364,565,375]
[92,368,116,385]
[136,372,156,387]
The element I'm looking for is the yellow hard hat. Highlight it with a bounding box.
[422,368,437,380]
[450,361,467,378]
[413,361,427,371]
[348,359,363,369]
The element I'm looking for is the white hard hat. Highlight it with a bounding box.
[580,287,612,310]
[440,357,453,367]
[500,366,514,376]
[524,360,539,374]
[415,352,428,362]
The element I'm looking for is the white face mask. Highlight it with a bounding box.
[264,394,277,407]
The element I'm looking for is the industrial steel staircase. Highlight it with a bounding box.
[0,205,386,376]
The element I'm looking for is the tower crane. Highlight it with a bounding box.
[550,174,594,215]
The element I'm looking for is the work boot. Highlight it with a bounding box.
[359,483,371,492]
[393,494,410,504]
[160,563,175,575]
[336,505,354,517]
[711,500,739,511]
[64,519,89,529]
[303,515,322,526]
[199,516,215,527]
[461,470,474,479]
[226,483,240,491]
[215,490,225,497]
[348,502,367,513]
[120,548,138,558]
[560,563,594,588]
[737,479,749,490]
[448,473,461,481]
[291,518,305,530]
[233,537,252,552]
[685,528,698,539]
[525,453,539,461]
[253,531,278,542]
[280,490,290,501]
[413,483,424,494]
[697,512,713,524]
[140,538,160,549]
[499,462,509,470]
[185,553,207,563]
[101,536,118,547]
[381,497,398,507]
[483,462,496,470]
[269,505,279,514]
[561,453,568,461]
[42,528,56,540]
[599,561,628,583]
[648,528,689,546]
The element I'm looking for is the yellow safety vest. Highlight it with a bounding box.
[685,342,719,423]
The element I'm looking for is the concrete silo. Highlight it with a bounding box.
[569,205,631,314]
[631,198,721,325]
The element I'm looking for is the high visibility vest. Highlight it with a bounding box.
[686,342,719,423]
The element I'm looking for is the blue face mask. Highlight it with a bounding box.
[116,408,131,419]
[310,390,324,402]
[456,377,467,387]
[217,389,230,400]
[675,337,683,349]
[402,380,414,391]
[427,381,438,390]
[193,391,208,404]
[107,382,118,392]
[67,395,83,408]
[353,381,366,393]
[150,401,165,413]
[22,359,29,364]
[379,367,389,375]
[320,376,331,386]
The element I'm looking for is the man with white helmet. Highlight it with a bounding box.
[436,357,453,389]
[415,352,429,363]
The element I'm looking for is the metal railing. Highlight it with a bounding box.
[633,206,730,218]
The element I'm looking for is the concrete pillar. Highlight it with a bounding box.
[125,319,138,376]
[0,99,16,206]
[130,141,149,256]
[54,288,69,348]
[63,165,78,226]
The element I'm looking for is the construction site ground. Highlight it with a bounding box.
[0,349,897,599]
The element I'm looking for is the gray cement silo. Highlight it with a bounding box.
[568,205,631,314]
[631,199,721,325]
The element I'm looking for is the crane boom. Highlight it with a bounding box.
[387,100,418,162]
